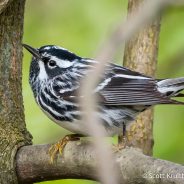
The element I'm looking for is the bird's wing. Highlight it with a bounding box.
[97,64,182,106]
[55,63,183,105]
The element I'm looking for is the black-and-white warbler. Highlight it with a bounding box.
[23,44,184,160]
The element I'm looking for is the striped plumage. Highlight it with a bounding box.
[24,44,184,136]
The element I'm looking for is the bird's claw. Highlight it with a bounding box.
[113,136,128,153]
[112,143,126,153]
[48,134,80,164]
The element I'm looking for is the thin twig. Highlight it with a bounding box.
[80,0,177,184]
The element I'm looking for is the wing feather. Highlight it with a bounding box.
[55,62,184,106]
[98,71,183,105]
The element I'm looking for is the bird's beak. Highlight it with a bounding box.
[23,44,42,60]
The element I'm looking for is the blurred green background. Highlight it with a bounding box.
[23,1,184,183]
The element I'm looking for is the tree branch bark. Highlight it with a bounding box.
[0,0,13,14]
[16,142,184,184]
[119,0,161,156]
[0,0,32,183]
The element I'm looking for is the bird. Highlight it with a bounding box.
[23,43,184,162]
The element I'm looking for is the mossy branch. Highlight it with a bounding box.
[16,142,184,184]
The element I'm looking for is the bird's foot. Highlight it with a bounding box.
[112,143,125,153]
[49,134,80,163]
[113,136,128,153]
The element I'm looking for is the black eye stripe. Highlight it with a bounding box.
[42,57,50,63]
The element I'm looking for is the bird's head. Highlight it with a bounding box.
[23,44,81,82]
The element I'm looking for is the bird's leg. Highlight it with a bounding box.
[113,122,127,152]
[49,134,82,163]
[122,122,127,146]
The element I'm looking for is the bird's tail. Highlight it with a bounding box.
[157,77,184,97]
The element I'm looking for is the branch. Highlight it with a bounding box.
[16,143,184,184]
[118,0,161,155]
[96,0,173,61]
[0,0,32,183]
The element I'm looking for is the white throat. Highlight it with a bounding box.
[38,60,48,81]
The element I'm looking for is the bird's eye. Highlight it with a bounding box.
[48,60,57,68]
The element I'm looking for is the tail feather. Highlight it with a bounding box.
[175,93,184,97]
[157,77,184,97]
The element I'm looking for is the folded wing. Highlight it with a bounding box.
[98,65,183,106]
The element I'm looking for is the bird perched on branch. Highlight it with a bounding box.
[23,44,184,162]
